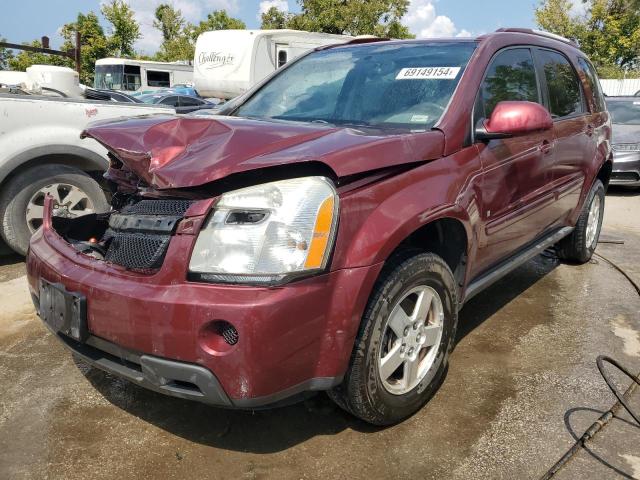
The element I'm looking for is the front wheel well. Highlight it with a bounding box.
[0,153,107,193]
[597,158,613,191]
[389,218,468,288]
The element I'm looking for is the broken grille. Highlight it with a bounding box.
[104,199,193,270]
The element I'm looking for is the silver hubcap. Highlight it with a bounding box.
[26,183,94,233]
[586,194,601,248]
[378,285,444,395]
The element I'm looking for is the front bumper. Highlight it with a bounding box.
[27,215,382,408]
[611,150,640,186]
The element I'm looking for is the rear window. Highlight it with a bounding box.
[607,100,640,125]
[235,42,477,131]
[537,49,584,118]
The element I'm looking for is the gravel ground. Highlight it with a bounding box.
[0,187,638,480]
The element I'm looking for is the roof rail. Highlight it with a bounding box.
[495,28,578,47]
[316,36,389,51]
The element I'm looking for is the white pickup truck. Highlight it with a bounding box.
[0,94,171,254]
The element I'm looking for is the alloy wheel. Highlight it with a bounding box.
[586,194,601,248]
[26,183,95,233]
[378,285,444,395]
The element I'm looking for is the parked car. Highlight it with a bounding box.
[606,96,640,186]
[84,88,142,103]
[137,92,209,108]
[27,29,612,425]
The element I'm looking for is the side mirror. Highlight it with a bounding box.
[475,101,553,141]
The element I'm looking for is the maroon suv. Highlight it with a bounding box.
[27,29,611,425]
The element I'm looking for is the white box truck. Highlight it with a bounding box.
[193,29,353,99]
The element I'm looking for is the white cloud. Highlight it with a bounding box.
[259,0,289,14]
[102,0,240,55]
[403,0,470,39]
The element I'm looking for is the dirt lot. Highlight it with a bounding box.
[1,188,639,480]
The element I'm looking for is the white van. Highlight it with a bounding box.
[193,29,353,99]
[94,58,193,93]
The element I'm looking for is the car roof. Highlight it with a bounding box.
[326,28,581,55]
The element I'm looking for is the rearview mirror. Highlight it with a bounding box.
[475,101,553,141]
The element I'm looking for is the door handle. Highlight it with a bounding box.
[540,140,553,155]
[585,124,594,137]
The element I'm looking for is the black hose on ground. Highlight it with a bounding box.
[597,356,640,427]
[540,251,640,480]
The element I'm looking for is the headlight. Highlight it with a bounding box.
[189,176,338,284]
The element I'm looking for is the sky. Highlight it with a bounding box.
[0,0,574,57]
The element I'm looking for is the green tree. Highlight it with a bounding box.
[153,4,193,61]
[535,0,640,77]
[191,10,247,39]
[154,4,185,42]
[153,9,246,62]
[261,6,290,29]
[101,0,141,57]
[261,0,414,38]
[0,36,14,70]
[60,12,110,84]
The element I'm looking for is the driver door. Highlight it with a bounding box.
[473,47,556,275]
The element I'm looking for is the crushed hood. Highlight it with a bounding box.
[82,114,445,189]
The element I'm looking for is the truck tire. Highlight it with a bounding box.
[329,252,459,425]
[0,164,108,255]
[556,179,605,264]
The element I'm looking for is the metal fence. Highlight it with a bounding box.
[600,78,640,97]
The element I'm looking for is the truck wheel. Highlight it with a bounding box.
[556,179,605,264]
[329,252,459,425]
[0,164,108,255]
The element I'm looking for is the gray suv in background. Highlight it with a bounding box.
[607,97,640,187]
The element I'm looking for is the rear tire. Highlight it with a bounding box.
[329,252,459,425]
[0,164,108,255]
[556,179,605,264]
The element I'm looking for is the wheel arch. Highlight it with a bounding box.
[384,215,470,289]
[596,157,613,191]
[0,145,108,193]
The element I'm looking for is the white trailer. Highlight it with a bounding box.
[193,29,353,99]
[94,58,193,93]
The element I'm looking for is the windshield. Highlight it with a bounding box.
[94,65,123,90]
[94,64,141,91]
[235,42,476,131]
[607,99,640,125]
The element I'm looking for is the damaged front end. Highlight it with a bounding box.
[52,198,197,271]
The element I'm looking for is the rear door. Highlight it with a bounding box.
[473,47,556,274]
[533,48,593,225]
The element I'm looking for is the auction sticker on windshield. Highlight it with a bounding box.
[396,67,461,80]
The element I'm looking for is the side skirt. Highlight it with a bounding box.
[462,226,574,305]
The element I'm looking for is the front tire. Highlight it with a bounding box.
[0,164,108,255]
[556,179,605,264]
[329,252,459,425]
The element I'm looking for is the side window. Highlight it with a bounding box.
[147,70,171,88]
[278,50,288,68]
[123,65,141,91]
[577,57,606,112]
[179,97,203,107]
[479,48,540,120]
[537,49,584,118]
[159,96,179,106]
